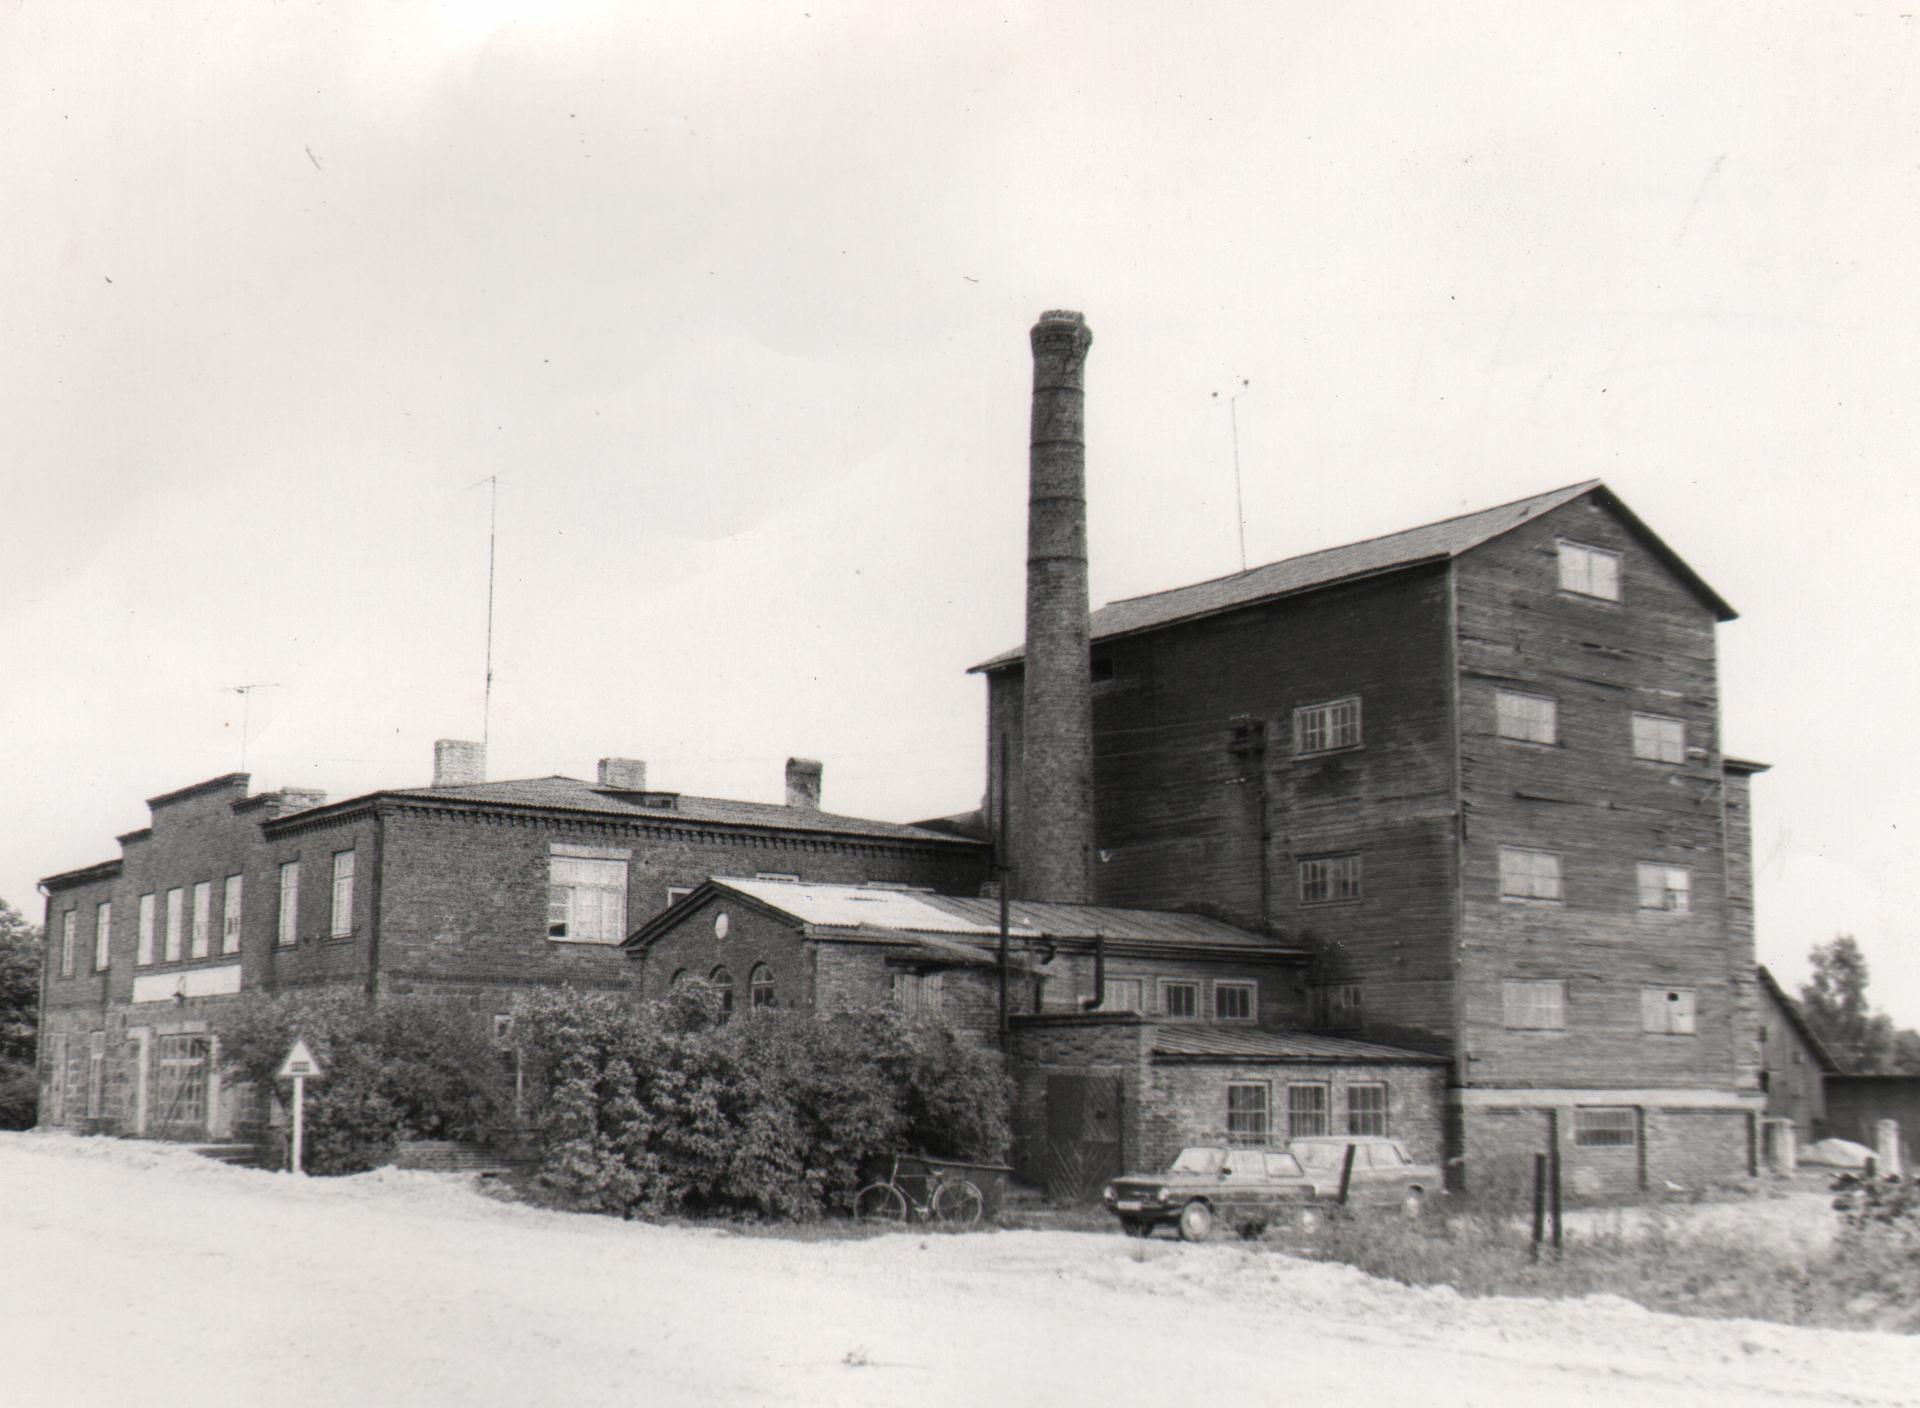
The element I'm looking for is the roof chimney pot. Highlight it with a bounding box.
[785,757,823,810]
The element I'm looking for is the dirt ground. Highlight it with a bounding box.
[4,1133,1915,1407]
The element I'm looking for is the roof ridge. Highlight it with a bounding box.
[1105,479,1600,608]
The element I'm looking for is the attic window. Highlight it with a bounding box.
[1557,541,1622,602]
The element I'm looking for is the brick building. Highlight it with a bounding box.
[37,751,987,1140]
[977,479,1769,1194]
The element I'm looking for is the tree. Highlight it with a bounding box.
[0,896,45,1128]
[1801,935,1900,1074]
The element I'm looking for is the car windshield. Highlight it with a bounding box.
[1170,1147,1226,1174]
[1264,1152,1305,1178]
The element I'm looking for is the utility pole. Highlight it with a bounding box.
[466,475,500,748]
[221,683,279,772]
[1211,378,1251,572]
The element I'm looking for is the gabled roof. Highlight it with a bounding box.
[1757,965,1844,1075]
[1150,1027,1448,1065]
[627,877,1305,960]
[274,775,981,847]
[973,480,1735,672]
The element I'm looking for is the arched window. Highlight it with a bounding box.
[750,963,775,1011]
[667,968,688,991]
[710,965,734,1021]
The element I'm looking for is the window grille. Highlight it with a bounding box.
[1287,1083,1331,1138]
[1295,697,1362,754]
[1347,1083,1388,1136]
[1573,1107,1636,1147]
[1214,981,1257,1022]
[1160,981,1198,1019]
[1226,1084,1270,1143]
[1299,854,1362,905]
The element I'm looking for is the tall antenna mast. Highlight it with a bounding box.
[466,475,500,748]
[1211,378,1251,572]
[221,683,279,772]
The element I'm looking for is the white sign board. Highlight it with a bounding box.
[276,1038,325,1081]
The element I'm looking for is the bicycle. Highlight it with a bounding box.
[853,1155,985,1228]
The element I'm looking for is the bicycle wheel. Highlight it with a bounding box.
[930,1178,984,1228]
[853,1182,908,1224]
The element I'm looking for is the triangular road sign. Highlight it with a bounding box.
[276,1038,326,1081]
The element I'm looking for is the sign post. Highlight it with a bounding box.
[276,1038,326,1175]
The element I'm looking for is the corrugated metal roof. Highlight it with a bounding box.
[975,479,1741,672]
[710,878,1298,952]
[1150,1027,1447,1063]
[381,777,978,845]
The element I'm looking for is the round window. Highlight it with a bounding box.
[713,912,730,940]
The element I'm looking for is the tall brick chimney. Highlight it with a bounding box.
[1017,309,1095,903]
[785,757,823,810]
[432,739,485,788]
[597,757,648,790]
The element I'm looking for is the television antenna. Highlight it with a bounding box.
[465,475,501,747]
[221,682,280,772]
[1211,378,1251,572]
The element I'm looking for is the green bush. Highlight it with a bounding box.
[217,992,508,1175]
[513,987,1010,1221]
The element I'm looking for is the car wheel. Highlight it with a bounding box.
[1120,1219,1151,1238]
[1401,1187,1426,1219]
[1177,1201,1214,1243]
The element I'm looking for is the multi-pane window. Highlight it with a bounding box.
[94,901,112,972]
[1631,713,1686,763]
[1316,983,1363,1029]
[191,881,212,959]
[165,888,184,962]
[137,893,156,966]
[1102,978,1143,1011]
[1637,863,1692,913]
[1573,1107,1636,1148]
[1299,854,1362,905]
[711,966,735,1021]
[330,851,356,938]
[277,862,299,946]
[1226,1083,1270,1144]
[1287,1083,1331,1138]
[1499,846,1563,901]
[1641,987,1698,1035]
[1502,979,1567,1030]
[1347,1083,1388,1136]
[546,855,626,943]
[1496,690,1558,744]
[892,970,944,1015]
[1295,697,1362,755]
[1214,980,1257,1022]
[750,964,775,1011]
[1161,980,1198,1019]
[1557,540,1622,601]
[222,874,243,954]
[59,911,76,977]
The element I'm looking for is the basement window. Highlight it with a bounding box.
[547,854,628,943]
[1573,1107,1637,1148]
[1636,863,1692,913]
[1299,854,1362,905]
[1214,980,1258,1022]
[1496,690,1558,745]
[1641,987,1697,1036]
[1557,541,1622,601]
[1226,1083,1271,1144]
[1295,697,1362,755]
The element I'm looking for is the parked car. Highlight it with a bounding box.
[1285,1136,1440,1215]
[1102,1146,1319,1241]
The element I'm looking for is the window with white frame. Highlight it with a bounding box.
[1295,697,1362,755]
[165,888,183,962]
[191,881,212,959]
[330,851,356,938]
[1226,1083,1270,1143]
[137,893,156,967]
[546,852,626,943]
[1502,979,1567,1030]
[1573,1107,1636,1148]
[1637,863,1692,913]
[1161,980,1199,1019]
[1641,987,1697,1035]
[1102,978,1143,1011]
[1299,853,1362,905]
[1287,1083,1331,1138]
[277,862,299,947]
[94,901,111,972]
[1631,713,1686,763]
[1496,690,1558,744]
[1557,540,1622,601]
[222,874,243,953]
[59,911,76,977]
[1499,846,1563,901]
[892,970,944,1015]
[1214,980,1257,1022]
[1347,1083,1388,1136]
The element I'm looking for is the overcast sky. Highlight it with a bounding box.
[5,2,1917,1022]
